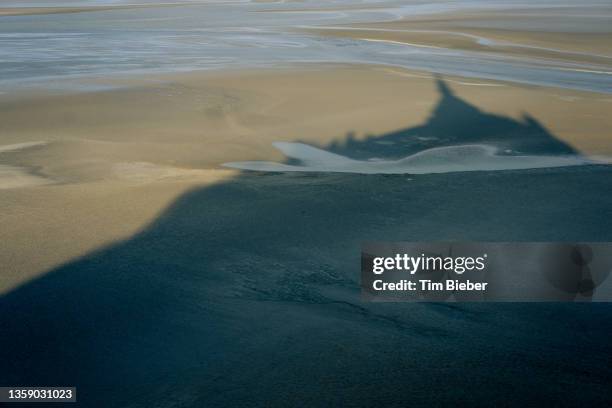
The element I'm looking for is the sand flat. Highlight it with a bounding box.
[304,8,612,66]
[1,4,612,404]
[1,64,611,293]
[309,27,612,67]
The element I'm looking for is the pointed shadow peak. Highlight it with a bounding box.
[521,112,546,129]
[435,75,454,98]
[315,76,578,159]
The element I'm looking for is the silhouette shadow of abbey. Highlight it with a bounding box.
[323,78,576,160]
[1,79,611,407]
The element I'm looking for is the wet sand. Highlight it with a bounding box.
[0,3,182,17]
[306,8,612,68]
[0,7,117,16]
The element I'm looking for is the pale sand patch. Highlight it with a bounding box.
[0,165,51,189]
[113,162,235,183]
[0,141,47,153]
[1,64,611,292]
[0,142,51,189]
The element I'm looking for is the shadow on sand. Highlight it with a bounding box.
[1,79,611,407]
[325,78,576,160]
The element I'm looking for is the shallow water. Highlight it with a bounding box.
[0,0,611,92]
[223,142,593,174]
